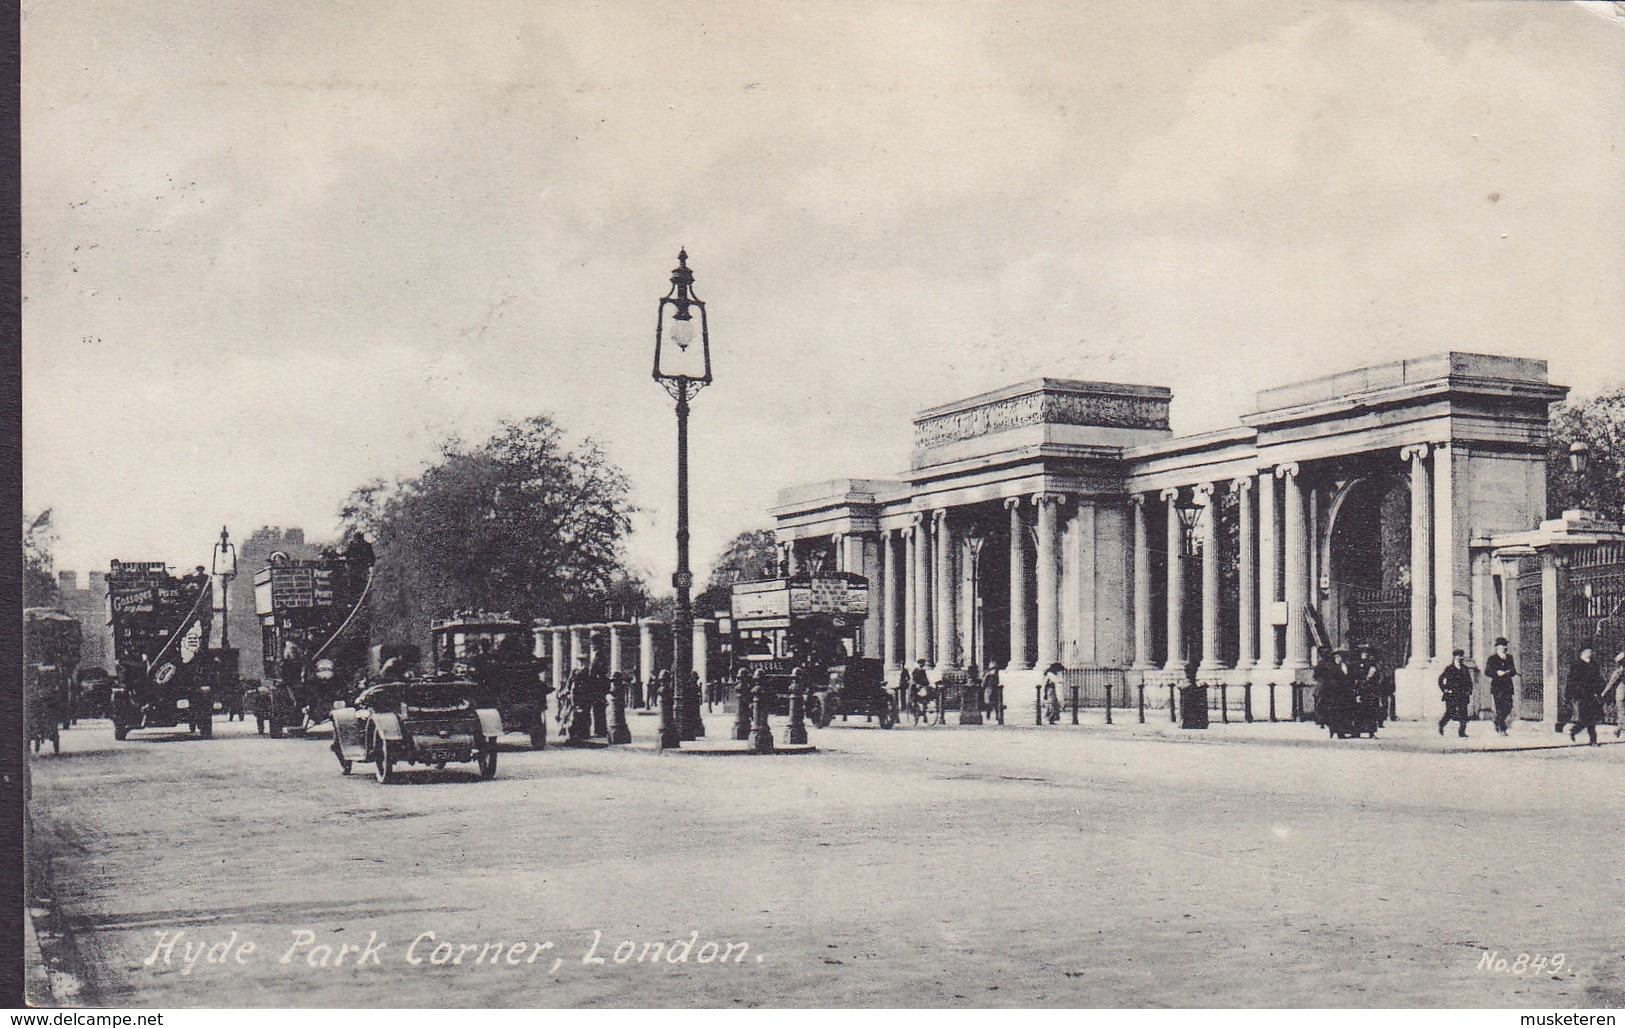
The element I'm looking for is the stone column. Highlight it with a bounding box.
[1034,493,1064,670]
[859,534,882,659]
[830,533,845,574]
[570,626,589,671]
[639,619,658,684]
[1196,483,1224,680]
[782,542,799,576]
[904,521,918,667]
[1161,487,1185,672]
[1131,493,1154,670]
[1007,497,1031,670]
[1233,476,1256,675]
[915,513,933,666]
[934,508,958,669]
[692,618,711,683]
[1539,549,1568,726]
[1401,443,1434,667]
[1471,550,1495,669]
[551,627,568,693]
[608,622,627,675]
[1433,442,1467,665]
[1254,469,1280,680]
[883,530,901,672]
[1279,464,1310,673]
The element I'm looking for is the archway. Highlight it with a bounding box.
[1324,474,1412,673]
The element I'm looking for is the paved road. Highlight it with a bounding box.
[25,711,1625,1008]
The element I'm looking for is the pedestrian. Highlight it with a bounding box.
[1484,637,1519,736]
[1437,648,1474,738]
[1042,662,1064,725]
[566,658,593,742]
[963,663,980,721]
[1605,651,1625,739]
[896,666,911,720]
[981,661,1003,725]
[1566,646,1605,746]
[910,659,932,725]
[1354,644,1387,728]
[1312,651,1345,735]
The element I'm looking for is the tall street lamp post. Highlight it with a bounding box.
[211,526,237,648]
[652,250,713,750]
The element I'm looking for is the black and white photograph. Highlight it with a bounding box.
[15,0,1625,1012]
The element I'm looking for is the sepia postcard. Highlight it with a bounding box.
[16,0,1625,1014]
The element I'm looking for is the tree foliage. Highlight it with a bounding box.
[340,416,637,646]
[23,508,58,608]
[1547,389,1625,522]
[697,528,779,615]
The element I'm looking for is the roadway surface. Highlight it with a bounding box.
[24,709,1625,1008]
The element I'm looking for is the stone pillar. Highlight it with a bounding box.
[1401,444,1434,668]
[1471,550,1495,669]
[915,513,933,666]
[1279,464,1310,673]
[1034,493,1064,670]
[1433,442,1468,666]
[784,541,800,576]
[883,530,901,672]
[570,626,589,671]
[1233,476,1256,675]
[608,622,627,675]
[639,619,658,684]
[692,618,711,683]
[934,508,958,669]
[860,534,882,659]
[551,627,568,693]
[1131,493,1154,670]
[904,521,918,667]
[1254,469,1280,681]
[1007,497,1031,670]
[1161,487,1185,672]
[1540,549,1567,725]
[1196,483,1223,680]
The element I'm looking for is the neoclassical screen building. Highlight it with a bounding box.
[770,352,1595,721]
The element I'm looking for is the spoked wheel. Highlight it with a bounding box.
[374,736,396,784]
[880,701,897,730]
[477,742,498,780]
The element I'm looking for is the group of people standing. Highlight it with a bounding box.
[1312,644,1393,739]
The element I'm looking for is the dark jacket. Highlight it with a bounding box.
[1485,652,1517,692]
[1437,663,1474,695]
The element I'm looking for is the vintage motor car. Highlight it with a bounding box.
[809,656,897,729]
[330,678,501,783]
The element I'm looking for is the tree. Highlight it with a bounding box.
[697,528,780,615]
[1547,389,1625,523]
[340,416,637,647]
[23,509,58,608]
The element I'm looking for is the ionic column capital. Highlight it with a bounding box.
[932,507,949,525]
[908,512,925,529]
[1158,486,1181,502]
[1193,482,1215,503]
[1004,496,1024,512]
[1230,475,1253,494]
[1399,443,1431,464]
[1274,462,1300,479]
[1031,492,1068,507]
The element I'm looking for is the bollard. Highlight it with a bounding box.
[1105,682,1114,725]
[1219,684,1229,724]
[786,667,808,745]
[608,676,632,745]
[1168,684,1178,724]
[1035,684,1043,725]
[1070,685,1079,725]
[1243,683,1253,723]
[1136,682,1145,724]
[1268,683,1277,722]
[748,673,775,753]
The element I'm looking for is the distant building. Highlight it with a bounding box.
[55,570,113,672]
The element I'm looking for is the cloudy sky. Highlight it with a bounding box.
[22,1,1625,584]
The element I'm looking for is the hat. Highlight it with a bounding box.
[1494,637,1509,647]
[1452,648,1465,657]
[1045,662,1066,674]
